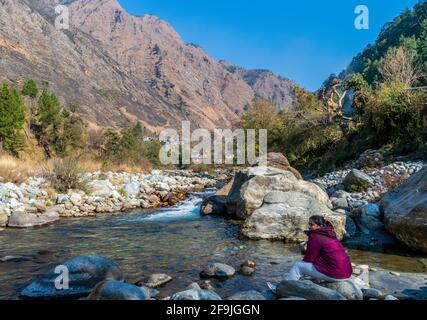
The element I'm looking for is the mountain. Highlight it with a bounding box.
[0,0,297,132]
[220,61,297,111]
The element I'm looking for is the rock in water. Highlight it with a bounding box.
[227,167,331,219]
[321,281,363,300]
[362,288,383,300]
[380,167,427,253]
[200,263,236,279]
[276,280,347,300]
[227,290,266,300]
[343,169,374,192]
[143,273,173,288]
[241,191,346,242]
[201,195,227,215]
[88,280,149,300]
[170,289,222,300]
[7,210,59,228]
[20,254,123,299]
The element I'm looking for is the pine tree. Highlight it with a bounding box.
[0,84,26,155]
[22,79,39,98]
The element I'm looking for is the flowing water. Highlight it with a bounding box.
[0,191,425,300]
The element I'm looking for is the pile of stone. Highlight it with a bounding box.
[0,170,221,229]
[312,160,424,205]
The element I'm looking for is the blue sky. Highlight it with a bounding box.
[118,0,420,91]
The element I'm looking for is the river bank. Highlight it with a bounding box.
[0,169,226,230]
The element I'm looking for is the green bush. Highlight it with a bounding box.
[360,83,424,150]
[44,157,90,193]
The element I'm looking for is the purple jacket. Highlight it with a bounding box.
[303,227,353,279]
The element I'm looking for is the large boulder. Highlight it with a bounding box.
[227,167,331,220]
[170,289,222,300]
[255,153,303,180]
[88,280,149,300]
[343,169,374,192]
[242,191,346,242]
[276,280,347,300]
[380,167,427,253]
[20,254,123,299]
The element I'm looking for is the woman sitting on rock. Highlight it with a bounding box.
[286,215,353,282]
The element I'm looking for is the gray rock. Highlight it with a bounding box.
[8,212,40,228]
[227,167,331,219]
[20,254,123,299]
[200,195,227,215]
[344,216,357,238]
[380,167,427,253]
[69,193,83,206]
[88,280,149,300]
[143,273,173,288]
[369,270,427,300]
[56,194,69,205]
[276,280,347,300]
[362,288,383,300]
[322,281,363,300]
[331,197,349,210]
[227,290,266,300]
[200,263,236,279]
[240,266,255,276]
[170,289,222,300]
[123,181,140,198]
[241,191,346,242]
[186,283,202,290]
[88,180,114,198]
[343,170,374,192]
[384,295,399,300]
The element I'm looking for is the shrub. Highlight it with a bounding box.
[44,157,90,193]
[360,83,424,150]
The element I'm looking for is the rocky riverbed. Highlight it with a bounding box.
[0,170,224,230]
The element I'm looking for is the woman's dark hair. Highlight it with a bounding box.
[309,215,333,228]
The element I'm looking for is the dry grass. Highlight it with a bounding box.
[0,154,39,184]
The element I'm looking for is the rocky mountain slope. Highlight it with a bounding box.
[0,0,297,131]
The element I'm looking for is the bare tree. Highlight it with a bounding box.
[379,46,421,87]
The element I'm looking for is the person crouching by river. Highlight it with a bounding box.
[286,215,353,282]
